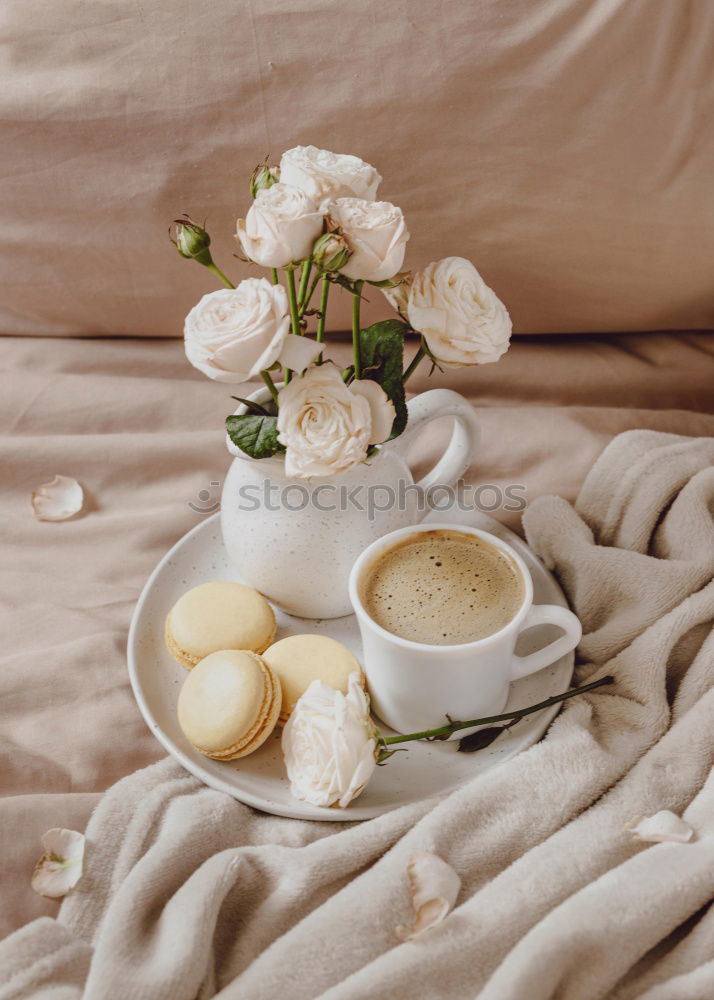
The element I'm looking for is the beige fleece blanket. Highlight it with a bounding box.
[2,428,713,999]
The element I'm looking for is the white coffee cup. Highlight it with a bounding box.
[348,523,582,736]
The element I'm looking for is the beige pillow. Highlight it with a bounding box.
[1,0,712,337]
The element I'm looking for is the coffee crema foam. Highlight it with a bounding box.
[361,530,525,645]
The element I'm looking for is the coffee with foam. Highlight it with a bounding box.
[361,529,525,645]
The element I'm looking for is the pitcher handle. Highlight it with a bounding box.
[393,389,480,503]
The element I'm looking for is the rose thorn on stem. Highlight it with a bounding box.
[298,271,323,318]
[402,342,426,384]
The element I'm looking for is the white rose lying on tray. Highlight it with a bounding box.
[278,671,611,808]
[282,673,380,809]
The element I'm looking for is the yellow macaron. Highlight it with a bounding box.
[177,649,282,759]
[165,581,276,669]
[262,633,364,725]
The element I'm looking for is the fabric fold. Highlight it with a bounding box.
[2,428,713,1000]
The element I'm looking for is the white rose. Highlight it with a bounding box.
[407,257,512,365]
[236,183,323,269]
[279,145,381,212]
[282,673,378,808]
[184,280,293,383]
[276,365,395,478]
[330,198,409,283]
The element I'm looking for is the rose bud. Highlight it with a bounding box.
[312,231,352,272]
[249,162,279,199]
[169,217,213,267]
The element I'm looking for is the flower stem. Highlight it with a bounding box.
[316,278,330,341]
[271,268,279,286]
[316,276,330,363]
[286,267,301,337]
[284,266,302,385]
[261,370,280,406]
[299,272,323,318]
[206,262,235,289]
[297,258,313,308]
[402,343,426,383]
[379,675,613,746]
[352,280,364,378]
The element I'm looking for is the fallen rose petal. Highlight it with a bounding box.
[31,475,84,521]
[31,828,85,898]
[626,810,694,844]
[396,852,461,941]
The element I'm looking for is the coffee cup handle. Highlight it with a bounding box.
[511,605,582,680]
[395,389,480,507]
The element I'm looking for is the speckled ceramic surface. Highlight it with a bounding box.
[127,508,574,821]
[221,387,481,619]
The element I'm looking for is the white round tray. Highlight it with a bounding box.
[127,509,573,821]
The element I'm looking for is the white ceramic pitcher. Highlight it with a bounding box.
[221,386,480,618]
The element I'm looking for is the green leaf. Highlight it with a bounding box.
[229,396,272,417]
[359,319,408,438]
[226,414,284,459]
[457,726,508,753]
